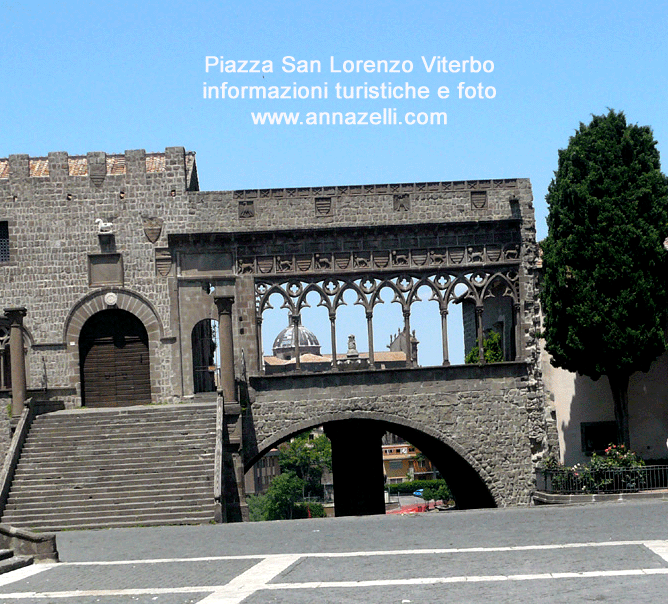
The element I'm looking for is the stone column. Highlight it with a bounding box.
[366,311,375,368]
[403,309,413,367]
[513,303,522,361]
[4,307,27,417]
[214,296,236,402]
[476,305,485,363]
[329,313,337,369]
[440,306,450,366]
[324,420,386,517]
[256,316,264,373]
[291,314,301,371]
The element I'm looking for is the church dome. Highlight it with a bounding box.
[272,323,321,359]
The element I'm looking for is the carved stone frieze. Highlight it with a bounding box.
[236,242,520,276]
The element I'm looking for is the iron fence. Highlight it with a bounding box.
[537,465,668,495]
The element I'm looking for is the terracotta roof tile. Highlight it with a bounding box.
[0,151,177,179]
[146,154,166,172]
[68,158,88,176]
[29,158,49,177]
[106,156,126,175]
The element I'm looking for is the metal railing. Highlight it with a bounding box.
[537,465,668,495]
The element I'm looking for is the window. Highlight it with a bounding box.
[581,421,617,454]
[0,222,9,263]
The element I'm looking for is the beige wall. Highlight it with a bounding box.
[542,345,668,465]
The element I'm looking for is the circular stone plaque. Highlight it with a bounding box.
[104,292,118,306]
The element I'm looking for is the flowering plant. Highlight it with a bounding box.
[540,444,645,494]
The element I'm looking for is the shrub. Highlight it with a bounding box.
[541,444,646,493]
[293,502,326,519]
[465,331,504,364]
[387,479,452,501]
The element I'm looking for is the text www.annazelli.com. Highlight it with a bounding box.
[250,108,447,126]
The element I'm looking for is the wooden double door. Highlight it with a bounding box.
[79,309,151,407]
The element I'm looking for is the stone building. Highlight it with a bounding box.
[0,147,555,522]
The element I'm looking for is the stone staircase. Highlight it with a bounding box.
[1,403,217,531]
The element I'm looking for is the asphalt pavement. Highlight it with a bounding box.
[0,499,667,603]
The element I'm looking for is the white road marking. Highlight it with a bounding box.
[645,541,668,563]
[0,541,665,602]
[197,554,301,604]
[0,568,666,601]
[61,539,658,566]
[262,568,668,590]
[0,564,58,587]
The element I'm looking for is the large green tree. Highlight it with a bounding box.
[542,110,668,448]
[278,432,332,499]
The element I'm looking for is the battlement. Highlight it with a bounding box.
[0,148,197,184]
[231,178,524,201]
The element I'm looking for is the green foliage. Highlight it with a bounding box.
[246,493,269,522]
[541,110,668,446]
[542,110,668,378]
[465,331,504,364]
[278,432,332,500]
[247,475,328,522]
[262,471,306,520]
[293,502,326,519]
[386,479,452,501]
[421,483,453,503]
[248,432,333,521]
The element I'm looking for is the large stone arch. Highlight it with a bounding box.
[247,409,500,509]
[63,289,164,404]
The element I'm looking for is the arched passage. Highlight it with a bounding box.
[79,309,151,407]
[248,414,497,516]
[191,319,219,393]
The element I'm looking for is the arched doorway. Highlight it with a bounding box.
[79,309,151,407]
[191,319,219,393]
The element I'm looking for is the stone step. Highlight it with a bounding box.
[6,515,213,532]
[0,555,34,575]
[16,457,213,471]
[31,404,217,423]
[31,409,216,422]
[24,428,216,442]
[20,442,214,457]
[29,416,216,430]
[15,456,213,477]
[3,508,214,528]
[6,489,213,510]
[14,456,213,473]
[19,448,213,463]
[3,500,214,521]
[12,474,213,491]
[8,474,213,493]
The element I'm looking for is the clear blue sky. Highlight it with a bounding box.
[2,0,666,364]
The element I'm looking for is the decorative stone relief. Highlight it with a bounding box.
[315,197,332,216]
[239,199,255,219]
[142,217,163,243]
[393,193,410,211]
[471,191,487,209]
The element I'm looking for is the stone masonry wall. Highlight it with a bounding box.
[248,363,538,507]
